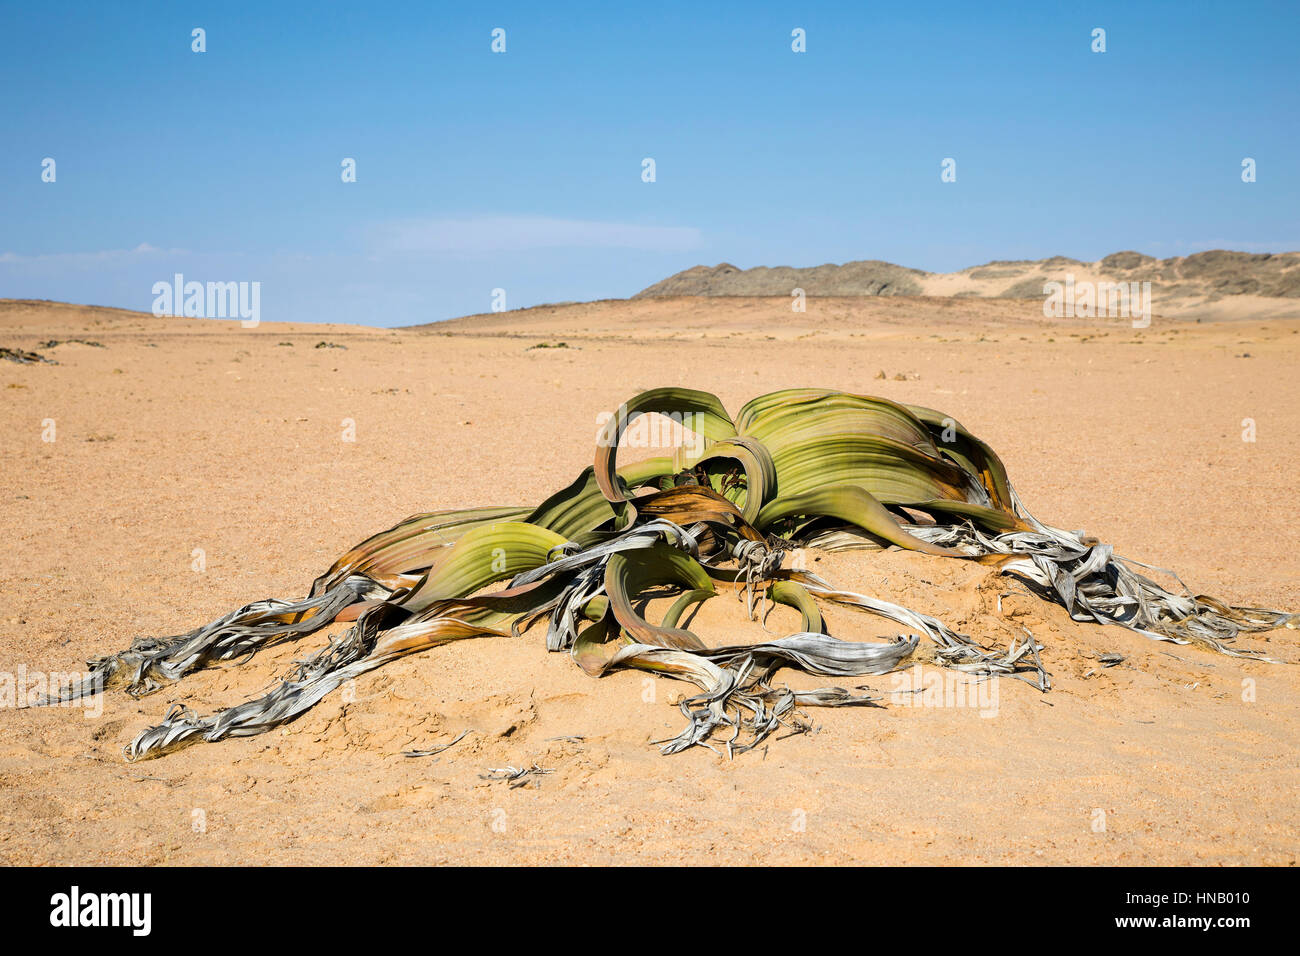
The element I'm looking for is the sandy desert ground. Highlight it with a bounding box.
[1,295,1297,866]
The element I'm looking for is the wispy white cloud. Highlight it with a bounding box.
[369,216,703,255]
[0,242,188,265]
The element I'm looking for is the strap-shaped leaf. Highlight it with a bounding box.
[604,543,714,650]
[594,388,737,504]
[400,521,568,614]
[756,485,965,556]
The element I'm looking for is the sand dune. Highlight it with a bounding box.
[1,297,1297,865]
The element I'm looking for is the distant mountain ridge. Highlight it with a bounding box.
[634,251,1300,316]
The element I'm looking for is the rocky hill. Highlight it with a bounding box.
[634,250,1300,319]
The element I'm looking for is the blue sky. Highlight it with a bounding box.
[1,1,1297,325]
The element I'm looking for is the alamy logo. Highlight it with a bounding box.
[49,886,151,936]
[1043,274,1151,328]
[151,273,261,328]
[595,407,704,458]
[1,666,101,718]
[889,666,999,717]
